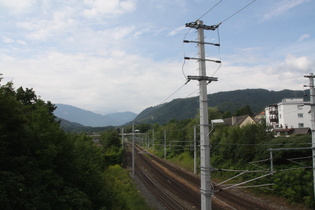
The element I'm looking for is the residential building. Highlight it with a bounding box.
[223,115,257,128]
[265,98,311,129]
[265,105,278,128]
[254,111,266,125]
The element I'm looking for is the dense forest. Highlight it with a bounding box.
[0,82,147,209]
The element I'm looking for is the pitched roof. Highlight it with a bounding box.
[223,115,255,126]
[272,127,310,135]
[292,128,311,135]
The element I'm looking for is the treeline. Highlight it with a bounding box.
[134,88,309,124]
[130,107,314,208]
[0,82,147,209]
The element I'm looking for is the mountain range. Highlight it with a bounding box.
[134,88,309,124]
[54,104,137,127]
[54,89,310,128]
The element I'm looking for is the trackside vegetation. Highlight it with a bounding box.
[0,82,148,209]
[131,107,315,208]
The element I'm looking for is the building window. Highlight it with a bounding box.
[297,105,303,110]
[298,113,303,118]
[298,123,304,128]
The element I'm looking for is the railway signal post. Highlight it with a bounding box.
[185,20,220,210]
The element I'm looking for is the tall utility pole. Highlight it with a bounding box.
[164,130,167,159]
[152,129,155,150]
[304,73,315,200]
[185,20,220,210]
[121,128,124,150]
[194,126,197,174]
[132,122,135,178]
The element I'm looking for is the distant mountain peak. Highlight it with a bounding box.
[54,104,137,127]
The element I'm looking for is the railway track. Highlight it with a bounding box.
[126,144,276,209]
[136,159,188,209]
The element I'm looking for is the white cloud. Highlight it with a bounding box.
[2,51,314,114]
[17,7,76,41]
[168,26,186,36]
[280,54,313,72]
[111,26,136,40]
[0,50,187,114]
[148,0,187,11]
[2,37,14,43]
[0,0,36,14]
[263,0,310,20]
[298,34,310,42]
[82,0,136,18]
[210,53,315,95]
[2,37,27,45]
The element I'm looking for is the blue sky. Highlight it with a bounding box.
[1,0,314,114]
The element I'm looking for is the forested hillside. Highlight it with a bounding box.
[135,88,309,124]
[57,117,115,133]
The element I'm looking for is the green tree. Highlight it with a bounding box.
[222,110,232,118]
[208,107,222,120]
[0,82,111,209]
[100,129,121,149]
[234,105,253,116]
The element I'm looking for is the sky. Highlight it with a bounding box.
[1,0,315,114]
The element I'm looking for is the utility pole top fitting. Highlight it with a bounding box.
[304,73,315,78]
[185,22,219,30]
[184,57,221,63]
[187,75,218,82]
[183,40,220,46]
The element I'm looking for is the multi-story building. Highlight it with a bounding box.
[265,104,278,128]
[265,98,311,129]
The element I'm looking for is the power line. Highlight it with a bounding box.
[160,83,187,104]
[135,86,201,123]
[135,0,258,125]
[135,94,197,123]
[182,0,224,79]
[220,0,257,24]
[181,27,194,79]
[211,27,222,77]
[196,0,224,21]
[214,142,311,146]
[135,82,196,123]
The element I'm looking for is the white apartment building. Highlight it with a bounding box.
[265,98,311,129]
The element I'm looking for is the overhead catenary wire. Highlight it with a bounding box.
[181,27,193,79]
[196,0,224,21]
[160,83,187,104]
[211,27,222,77]
[183,0,258,79]
[134,83,200,123]
[220,0,257,24]
[135,0,259,124]
[181,0,224,80]
[135,90,200,123]
[213,142,311,146]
